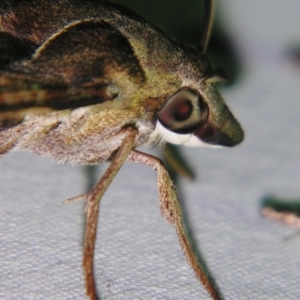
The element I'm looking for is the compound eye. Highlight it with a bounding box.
[158,88,209,134]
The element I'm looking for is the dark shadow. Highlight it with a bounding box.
[115,0,243,84]
[286,44,300,68]
[84,165,99,192]
[162,143,196,180]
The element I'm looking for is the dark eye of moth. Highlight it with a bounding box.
[173,100,193,121]
[158,88,209,134]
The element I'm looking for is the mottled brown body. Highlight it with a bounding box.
[0,1,243,299]
[0,0,242,163]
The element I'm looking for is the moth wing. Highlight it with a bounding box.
[0,71,110,113]
[0,32,35,66]
[0,20,145,113]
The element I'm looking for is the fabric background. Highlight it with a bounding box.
[1,1,300,299]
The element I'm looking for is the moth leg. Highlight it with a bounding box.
[162,143,195,179]
[69,127,138,300]
[127,150,222,300]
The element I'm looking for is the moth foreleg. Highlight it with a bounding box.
[127,150,222,300]
[67,126,138,300]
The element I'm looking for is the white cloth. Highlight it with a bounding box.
[1,1,300,299]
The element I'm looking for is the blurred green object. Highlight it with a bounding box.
[262,197,300,214]
[262,196,300,229]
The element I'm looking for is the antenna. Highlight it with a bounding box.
[199,0,215,54]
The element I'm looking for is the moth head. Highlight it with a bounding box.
[152,0,243,148]
[156,71,244,148]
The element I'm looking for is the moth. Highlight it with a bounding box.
[0,0,244,299]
